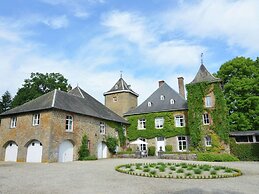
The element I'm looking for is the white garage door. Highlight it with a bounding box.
[97,142,107,159]
[5,142,18,162]
[58,140,73,162]
[26,140,43,163]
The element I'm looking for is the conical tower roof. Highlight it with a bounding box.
[104,77,139,97]
[190,64,221,84]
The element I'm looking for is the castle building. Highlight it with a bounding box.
[0,87,128,162]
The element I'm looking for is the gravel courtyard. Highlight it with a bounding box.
[0,158,258,194]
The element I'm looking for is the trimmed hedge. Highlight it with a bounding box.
[230,138,259,161]
[197,153,239,162]
[165,145,173,152]
[148,146,156,156]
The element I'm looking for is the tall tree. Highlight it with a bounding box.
[0,91,12,113]
[12,72,71,108]
[216,57,259,131]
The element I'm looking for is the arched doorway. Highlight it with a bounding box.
[97,142,107,159]
[26,140,43,163]
[58,140,74,162]
[4,141,18,162]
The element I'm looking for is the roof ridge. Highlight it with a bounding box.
[51,89,57,107]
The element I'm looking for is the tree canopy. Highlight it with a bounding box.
[216,57,259,131]
[0,91,12,113]
[12,72,71,108]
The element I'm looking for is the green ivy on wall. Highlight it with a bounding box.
[125,111,189,141]
[106,121,126,147]
[186,82,229,151]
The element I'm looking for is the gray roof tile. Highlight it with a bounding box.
[1,87,128,124]
[124,82,187,116]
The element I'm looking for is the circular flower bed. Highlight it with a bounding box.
[115,162,242,179]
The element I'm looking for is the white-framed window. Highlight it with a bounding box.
[178,136,187,151]
[10,117,17,128]
[139,138,147,151]
[203,113,210,125]
[138,119,146,130]
[175,115,185,127]
[205,96,212,107]
[100,122,106,134]
[32,114,40,126]
[155,117,164,129]
[123,126,127,136]
[113,96,117,102]
[160,95,165,100]
[170,99,175,104]
[66,115,73,132]
[205,135,212,147]
[147,102,152,107]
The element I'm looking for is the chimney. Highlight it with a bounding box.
[177,77,185,99]
[159,80,165,87]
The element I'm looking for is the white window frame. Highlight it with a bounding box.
[138,119,146,130]
[139,138,147,151]
[160,95,165,100]
[205,135,212,147]
[155,117,164,129]
[10,117,17,128]
[203,113,210,125]
[175,115,185,127]
[177,136,187,152]
[147,102,152,107]
[100,122,106,135]
[32,114,40,126]
[170,99,175,104]
[66,115,73,132]
[205,96,212,107]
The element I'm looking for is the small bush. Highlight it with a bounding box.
[225,168,233,173]
[83,155,97,160]
[187,166,193,170]
[165,145,173,152]
[197,153,239,162]
[143,168,150,172]
[185,172,192,177]
[159,166,165,172]
[105,136,118,154]
[148,146,156,156]
[170,166,176,171]
[176,168,184,173]
[150,170,156,175]
[210,170,217,175]
[125,164,131,168]
[193,169,202,174]
[214,166,221,171]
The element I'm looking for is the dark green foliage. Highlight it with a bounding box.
[106,121,126,147]
[0,91,12,113]
[159,166,165,172]
[78,135,90,160]
[83,156,97,160]
[176,168,184,173]
[230,138,259,161]
[12,72,71,108]
[216,57,259,131]
[165,145,173,152]
[126,112,189,141]
[105,136,118,154]
[193,169,202,174]
[148,146,156,156]
[197,153,239,162]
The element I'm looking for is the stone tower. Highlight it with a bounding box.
[186,64,229,152]
[104,77,138,117]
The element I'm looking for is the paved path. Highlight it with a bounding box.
[0,159,258,194]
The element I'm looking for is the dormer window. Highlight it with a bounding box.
[148,102,152,107]
[160,95,165,100]
[115,84,118,89]
[170,99,175,104]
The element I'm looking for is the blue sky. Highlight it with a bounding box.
[0,0,258,104]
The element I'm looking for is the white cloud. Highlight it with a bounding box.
[42,15,69,29]
[164,0,259,53]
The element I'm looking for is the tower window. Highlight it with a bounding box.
[203,113,210,125]
[66,115,73,132]
[32,114,40,126]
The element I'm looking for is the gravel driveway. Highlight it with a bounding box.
[0,158,258,194]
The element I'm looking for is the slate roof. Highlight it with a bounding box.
[0,87,128,124]
[124,82,187,116]
[190,64,221,84]
[229,131,259,136]
[104,78,139,97]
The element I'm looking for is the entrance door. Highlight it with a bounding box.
[5,142,18,162]
[58,140,73,162]
[26,140,43,163]
[156,137,165,156]
[97,142,107,159]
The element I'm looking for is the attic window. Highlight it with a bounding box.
[115,84,118,89]
[148,102,152,107]
[170,99,175,104]
[160,95,165,100]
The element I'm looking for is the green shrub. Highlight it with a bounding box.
[185,172,192,177]
[126,147,133,152]
[105,136,118,154]
[148,146,156,156]
[143,168,150,172]
[125,164,131,168]
[214,166,221,171]
[230,138,259,161]
[83,155,97,160]
[170,166,176,171]
[150,170,156,175]
[197,153,239,162]
[225,168,233,173]
[176,168,184,173]
[210,170,217,175]
[165,145,173,152]
[159,166,165,172]
[193,169,202,174]
[78,134,90,160]
[187,166,193,170]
